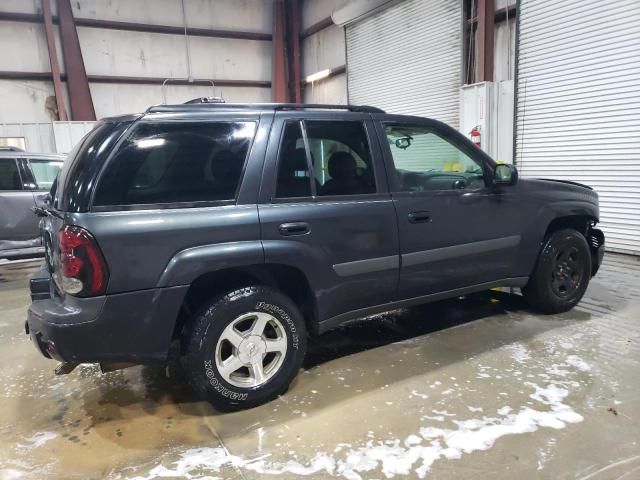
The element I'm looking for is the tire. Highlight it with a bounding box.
[184,286,307,411]
[522,228,591,314]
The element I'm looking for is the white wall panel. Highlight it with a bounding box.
[304,74,347,104]
[0,80,56,123]
[516,0,640,254]
[89,83,270,119]
[494,17,515,82]
[77,28,271,81]
[53,122,96,153]
[0,0,44,15]
[187,36,271,81]
[185,0,273,32]
[0,21,51,72]
[72,0,272,32]
[302,25,345,76]
[346,0,463,125]
[0,123,56,153]
[71,0,183,26]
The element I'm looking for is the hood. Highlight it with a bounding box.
[534,178,593,190]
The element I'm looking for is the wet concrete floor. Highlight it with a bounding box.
[0,254,639,479]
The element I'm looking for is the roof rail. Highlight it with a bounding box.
[184,96,226,104]
[146,103,385,114]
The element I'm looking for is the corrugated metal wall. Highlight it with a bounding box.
[346,0,463,126]
[516,0,640,254]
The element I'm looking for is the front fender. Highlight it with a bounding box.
[541,199,599,227]
[157,240,264,287]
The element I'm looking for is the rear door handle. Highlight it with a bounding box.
[278,222,310,236]
[408,211,432,224]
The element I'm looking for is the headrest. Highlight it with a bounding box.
[328,151,357,179]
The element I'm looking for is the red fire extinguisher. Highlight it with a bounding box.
[469,126,481,148]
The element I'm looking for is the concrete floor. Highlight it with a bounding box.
[0,255,639,480]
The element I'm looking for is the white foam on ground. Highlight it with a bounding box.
[17,432,57,450]
[565,355,592,372]
[124,341,592,480]
[126,378,583,480]
[506,343,531,363]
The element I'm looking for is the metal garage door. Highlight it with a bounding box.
[346,0,463,127]
[516,0,640,254]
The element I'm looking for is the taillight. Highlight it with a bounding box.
[58,225,109,297]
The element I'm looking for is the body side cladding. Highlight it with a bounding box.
[333,255,399,277]
[402,235,521,267]
[316,277,529,335]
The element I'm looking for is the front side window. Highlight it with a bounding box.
[274,120,376,199]
[385,125,485,192]
[93,121,255,207]
[0,158,21,191]
[28,159,62,190]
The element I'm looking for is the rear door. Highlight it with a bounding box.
[259,112,400,325]
[0,157,40,250]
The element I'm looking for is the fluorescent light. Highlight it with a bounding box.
[136,138,165,149]
[306,69,331,83]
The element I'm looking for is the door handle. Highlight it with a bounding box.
[278,222,310,236]
[408,211,432,224]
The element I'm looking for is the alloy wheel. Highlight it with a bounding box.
[214,312,288,388]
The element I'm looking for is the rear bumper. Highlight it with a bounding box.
[0,246,44,260]
[26,275,188,364]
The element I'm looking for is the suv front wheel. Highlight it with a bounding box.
[522,228,592,314]
[185,286,307,410]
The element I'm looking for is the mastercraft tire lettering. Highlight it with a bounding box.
[185,286,307,411]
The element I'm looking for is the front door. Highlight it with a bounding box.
[259,113,399,324]
[376,117,523,300]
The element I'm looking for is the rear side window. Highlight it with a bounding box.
[93,122,255,207]
[28,159,62,190]
[274,120,376,199]
[0,158,21,190]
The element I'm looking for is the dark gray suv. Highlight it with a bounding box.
[26,102,605,410]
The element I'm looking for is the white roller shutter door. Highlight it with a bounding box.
[346,0,463,127]
[516,0,640,254]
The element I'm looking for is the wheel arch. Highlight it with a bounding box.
[172,263,318,351]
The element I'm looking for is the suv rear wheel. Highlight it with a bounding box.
[184,286,307,410]
[522,228,591,314]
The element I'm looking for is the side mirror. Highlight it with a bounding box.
[494,164,518,186]
[395,137,412,150]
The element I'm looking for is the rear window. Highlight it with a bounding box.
[93,121,255,208]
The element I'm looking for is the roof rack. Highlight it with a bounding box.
[146,102,385,114]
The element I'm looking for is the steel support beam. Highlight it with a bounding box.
[286,0,302,103]
[57,0,95,120]
[476,0,495,82]
[300,16,333,39]
[41,0,67,121]
[271,0,289,102]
